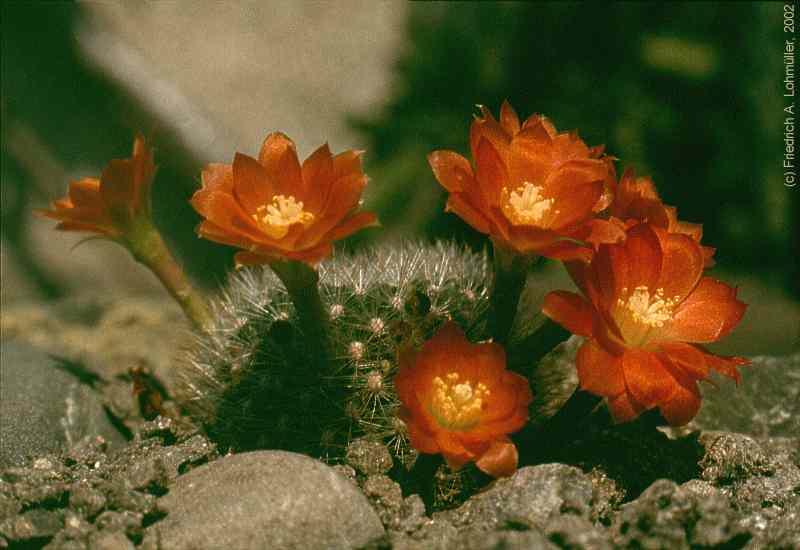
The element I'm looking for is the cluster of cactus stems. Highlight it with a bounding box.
[37,102,750,504]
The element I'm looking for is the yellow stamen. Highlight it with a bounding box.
[616,286,679,347]
[252,195,314,239]
[430,372,490,430]
[501,182,555,226]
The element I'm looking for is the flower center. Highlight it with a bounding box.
[501,182,555,226]
[430,372,490,431]
[252,195,314,239]
[616,286,678,347]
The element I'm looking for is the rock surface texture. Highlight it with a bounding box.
[1,298,798,549]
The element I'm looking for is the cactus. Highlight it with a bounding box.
[178,241,493,465]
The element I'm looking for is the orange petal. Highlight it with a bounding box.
[445,194,492,234]
[300,143,334,213]
[542,290,596,337]
[658,381,701,426]
[667,277,747,343]
[582,218,626,248]
[99,159,135,214]
[332,150,364,179]
[428,150,474,193]
[607,391,645,424]
[470,107,511,162]
[232,153,272,216]
[576,339,625,397]
[258,132,303,197]
[545,164,604,229]
[196,191,265,243]
[656,232,704,302]
[622,223,662,292]
[658,342,709,380]
[297,173,368,248]
[324,211,378,242]
[474,138,507,208]
[621,348,676,408]
[475,437,518,478]
[200,163,234,194]
[499,101,521,136]
[534,239,594,262]
[701,351,748,384]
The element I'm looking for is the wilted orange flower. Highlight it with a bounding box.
[428,101,622,261]
[610,168,716,266]
[394,322,533,477]
[191,132,377,266]
[36,135,155,238]
[542,222,748,425]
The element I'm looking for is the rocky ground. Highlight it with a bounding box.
[1,297,799,549]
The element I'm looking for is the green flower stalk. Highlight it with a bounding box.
[35,134,211,331]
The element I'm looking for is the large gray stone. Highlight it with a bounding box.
[0,341,124,468]
[436,464,596,533]
[693,354,800,437]
[146,450,384,550]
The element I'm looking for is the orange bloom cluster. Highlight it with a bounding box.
[610,168,716,266]
[190,132,377,266]
[395,322,533,477]
[543,223,748,425]
[36,135,155,238]
[428,101,623,261]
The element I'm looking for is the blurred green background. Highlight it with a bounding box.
[2,2,797,353]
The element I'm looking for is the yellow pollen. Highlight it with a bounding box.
[618,286,677,328]
[252,195,314,239]
[501,182,554,226]
[430,372,490,431]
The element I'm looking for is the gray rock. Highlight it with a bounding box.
[147,450,384,550]
[694,353,800,437]
[455,528,556,550]
[613,479,749,549]
[543,515,611,550]
[0,342,125,468]
[87,530,135,550]
[436,464,595,532]
[346,438,394,476]
[699,431,774,484]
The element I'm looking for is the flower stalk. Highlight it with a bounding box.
[125,216,211,331]
[269,259,330,364]
[489,242,534,345]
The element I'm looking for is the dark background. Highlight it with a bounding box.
[2,2,797,353]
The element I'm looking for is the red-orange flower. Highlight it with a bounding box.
[610,168,716,266]
[190,132,377,266]
[36,135,155,238]
[542,223,748,426]
[428,101,622,261]
[394,322,533,477]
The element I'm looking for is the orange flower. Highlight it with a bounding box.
[394,322,533,477]
[610,168,716,266]
[542,223,748,426]
[428,101,623,261]
[190,132,377,266]
[36,135,155,238]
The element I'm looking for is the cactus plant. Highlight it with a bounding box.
[178,241,493,465]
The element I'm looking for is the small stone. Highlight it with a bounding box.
[0,508,64,541]
[147,450,384,550]
[699,432,774,483]
[87,531,135,550]
[436,464,595,532]
[346,438,393,476]
[69,483,107,517]
[544,515,612,550]
[613,479,748,549]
